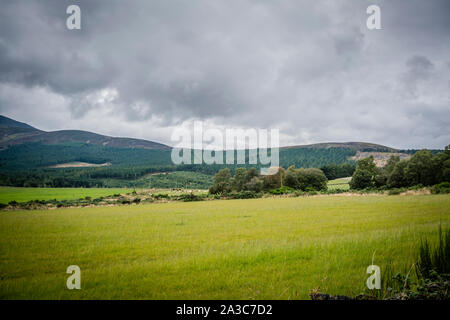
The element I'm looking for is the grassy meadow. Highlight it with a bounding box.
[0,177,347,205]
[1,194,449,299]
[0,187,135,204]
[327,177,351,190]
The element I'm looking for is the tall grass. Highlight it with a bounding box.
[417,225,450,279]
[1,195,449,299]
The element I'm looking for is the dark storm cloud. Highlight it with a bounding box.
[0,0,449,148]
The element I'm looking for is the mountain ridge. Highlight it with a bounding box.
[0,115,171,150]
[1,115,402,152]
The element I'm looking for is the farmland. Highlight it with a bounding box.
[326,177,351,191]
[0,178,348,205]
[0,187,135,204]
[1,194,449,299]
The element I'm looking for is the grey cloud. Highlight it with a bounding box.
[0,0,449,149]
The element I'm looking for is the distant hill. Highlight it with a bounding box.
[0,115,38,130]
[1,115,403,153]
[0,115,170,150]
[0,115,418,177]
[283,142,398,153]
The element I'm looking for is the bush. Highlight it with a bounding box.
[284,167,327,191]
[388,188,404,195]
[229,191,262,199]
[431,182,450,194]
[178,193,204,202]
[154,193,169,199]
[269,186,295,195]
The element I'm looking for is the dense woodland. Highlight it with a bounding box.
[0,143,357,188]
[2,139,447,190]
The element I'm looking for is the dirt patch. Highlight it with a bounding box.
[351,151,410,167]
[400,189,431,196]
[49,162,111,168]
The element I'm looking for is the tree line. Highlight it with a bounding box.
[350,146,450,189]
[209,166,328,194]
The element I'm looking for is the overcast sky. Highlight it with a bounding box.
[0,0,449,149]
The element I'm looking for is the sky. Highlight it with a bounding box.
[0,0,449,149]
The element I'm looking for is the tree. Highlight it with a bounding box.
[387,160,408,188]
[433,148,450,183]
[373,156,400,188]
[404,150,435,186]
[350,156,377,189]
[263,167,285,190]
[246,167,259,181]
[283,166,327,191]
[385,156,400,175]
[232,168,248,191]
[350,169,373,189]
[245,177,264,192]
[301,168,328,191]
[209,168,232,194]
[284,166,299,189]
[374,167,388,187]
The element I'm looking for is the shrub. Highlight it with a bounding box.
[388,188,403,195]
[154,193,169,199]
[178,193,203,202]
[431,182,450,194]
[229,191,262,199]
[284,167,327,191]
[269,186,295,195]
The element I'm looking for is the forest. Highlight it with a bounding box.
[0,143,357,188]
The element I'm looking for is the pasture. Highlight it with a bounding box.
[0,187,135,204]
[0,177,347,205]
[327,177,351,190]
[1,194,449,299]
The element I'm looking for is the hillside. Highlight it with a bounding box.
[0,115,417,188]
[283,142,398,153]
[0,115,38,130]
[0,115,170,150]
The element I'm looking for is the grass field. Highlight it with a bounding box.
[327,177,351,190]
[0,177,349,205]
[1,194,449,299]
[0,187,134,204]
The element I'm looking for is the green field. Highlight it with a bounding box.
[0,187,134,203]
[327,177,351,190]
[0,176,350,205]
[1,194,449,299]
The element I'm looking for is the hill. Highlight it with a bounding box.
[0,115,417,188]
[283,142,398,153]
[0,115,38,130]
[0,115,170,150]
